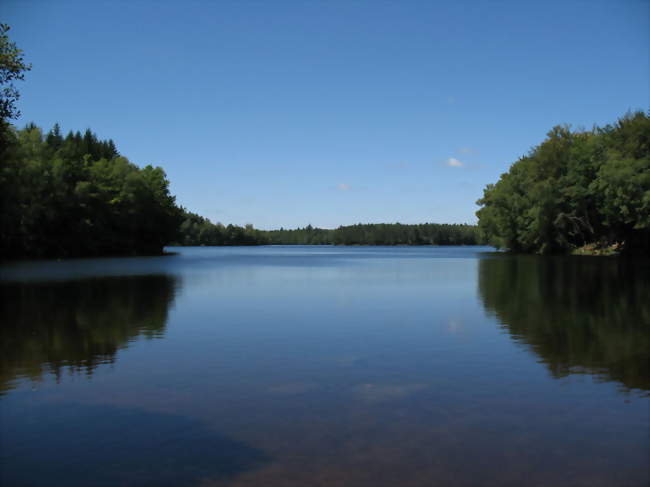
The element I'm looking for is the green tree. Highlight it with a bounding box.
[0,24,30,158]
[0,23,31,121]
[477,112,650,254]
[1,123,184,258]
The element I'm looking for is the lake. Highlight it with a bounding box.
[1,246,648,486]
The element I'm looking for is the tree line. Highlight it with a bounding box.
[476,111,649,254]
[178,221,481,246]
[174,209,268,246]
[327,222,478,245]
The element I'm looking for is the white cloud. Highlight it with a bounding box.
[446,158,463,167]
[337,183,351,191]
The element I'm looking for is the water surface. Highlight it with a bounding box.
[1,246,648,486]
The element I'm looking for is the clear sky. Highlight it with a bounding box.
[3,0,648,229]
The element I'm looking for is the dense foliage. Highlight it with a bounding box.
[0,24,30,123]
[0,23,31,162]
[477,112,650,254]
[0,124,182,258]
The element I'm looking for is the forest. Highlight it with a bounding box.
[0,124,183,258]
[476,111,649,254]
[177,219,480,246]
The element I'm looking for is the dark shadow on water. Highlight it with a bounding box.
[0,274,180,394]
[478,254,650,392]
[0,402,270,486]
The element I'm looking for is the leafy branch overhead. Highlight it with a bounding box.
[0,23,31,120]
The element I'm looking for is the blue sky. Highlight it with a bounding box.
[4,0,648,229]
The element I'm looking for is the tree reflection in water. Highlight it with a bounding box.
[0,274,180,394]
[478,255,650,392]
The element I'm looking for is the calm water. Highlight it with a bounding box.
[1,246,648,486]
